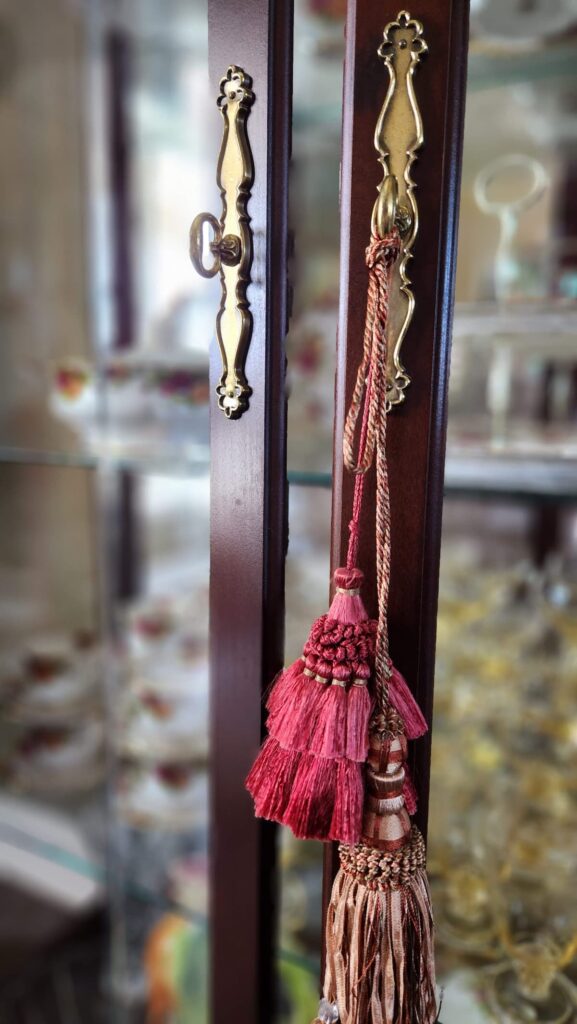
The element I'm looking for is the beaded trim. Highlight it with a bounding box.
[303,668,368,688]
[339,826,426,890]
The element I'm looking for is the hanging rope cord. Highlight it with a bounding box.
[343,229,401,712]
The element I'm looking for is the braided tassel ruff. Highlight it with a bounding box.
[323,829,437,1024]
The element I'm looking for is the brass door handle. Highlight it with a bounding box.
[373,10,428,408]
[189,66,254,419]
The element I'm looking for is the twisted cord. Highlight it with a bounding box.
[342,230,400,710]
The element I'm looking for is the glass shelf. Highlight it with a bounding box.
[445,449,577,503]
[453,301,577,343]
[0,444,210,478]
[468,39,577,91]
[3,444,576,506]
[0,445,332,491]
[0,810,318,975]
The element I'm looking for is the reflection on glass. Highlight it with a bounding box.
[277,483,333,1021]
[0,463,107,1011]
[278,1,345,1011]
[0,0,213,1020]
[0,0,217,467]
[431,10,577,1022]
[286,0,345,476]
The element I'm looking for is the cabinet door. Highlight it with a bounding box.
[327,0,469,910]
[206,3,292,1022]
[0,2,292,1022]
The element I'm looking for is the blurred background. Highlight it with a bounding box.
[0,0,576,1020]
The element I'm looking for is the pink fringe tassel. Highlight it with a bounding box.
[403,765,418,815]
[309,683,348,759]
[269,673,326,751]
[282,754,337,840]
[266,659,304,717]
[388,665,428,739]
[329,759,364,843]
[246,738,301,820]
[245,567,374,843]
[345,683,372,761]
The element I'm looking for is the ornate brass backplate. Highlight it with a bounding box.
[189,66,254,419]
[374,11,427,407]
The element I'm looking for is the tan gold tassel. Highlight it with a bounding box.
[314,713,438,1024]
[323,829,436,1024]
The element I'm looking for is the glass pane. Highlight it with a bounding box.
[286,0,345,477]
[276,482,332,1020]
[279,2,345,1016]
[108,470,210,1022]
[0,2,213,1021]
[0,464,107,1012]
[432,13,577,1022]
[0,0,218,467]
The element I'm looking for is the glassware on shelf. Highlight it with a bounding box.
[431,547,577,1022]
[474,154,549,304]
[118,688,209,763]
[49,355,210,466]
[480,937,577,1024]
[117,761,209,833]
[433,862,500,959]
[116,590,209,763]
[12,720,105,795]
[471,0,576,48]
[3,630,103,722]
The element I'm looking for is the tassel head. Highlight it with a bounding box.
[362,729,412,850]
[327,567,369,624]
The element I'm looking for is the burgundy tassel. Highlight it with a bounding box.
[329,758,364,843]
[266,659,305,718]
[269,670,327,751]
[388,664,428,739]
[283,754,337,840]
[309,681,348,758]
[245,738,301,820]
[345,675,372,761]
[403,764,418,816]
[309,228,438,1023]
[245,567,377,843]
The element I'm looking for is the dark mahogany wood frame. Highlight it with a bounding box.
[325,0,470,919]
[207,3,293,1023]
[105,9,293,1020]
